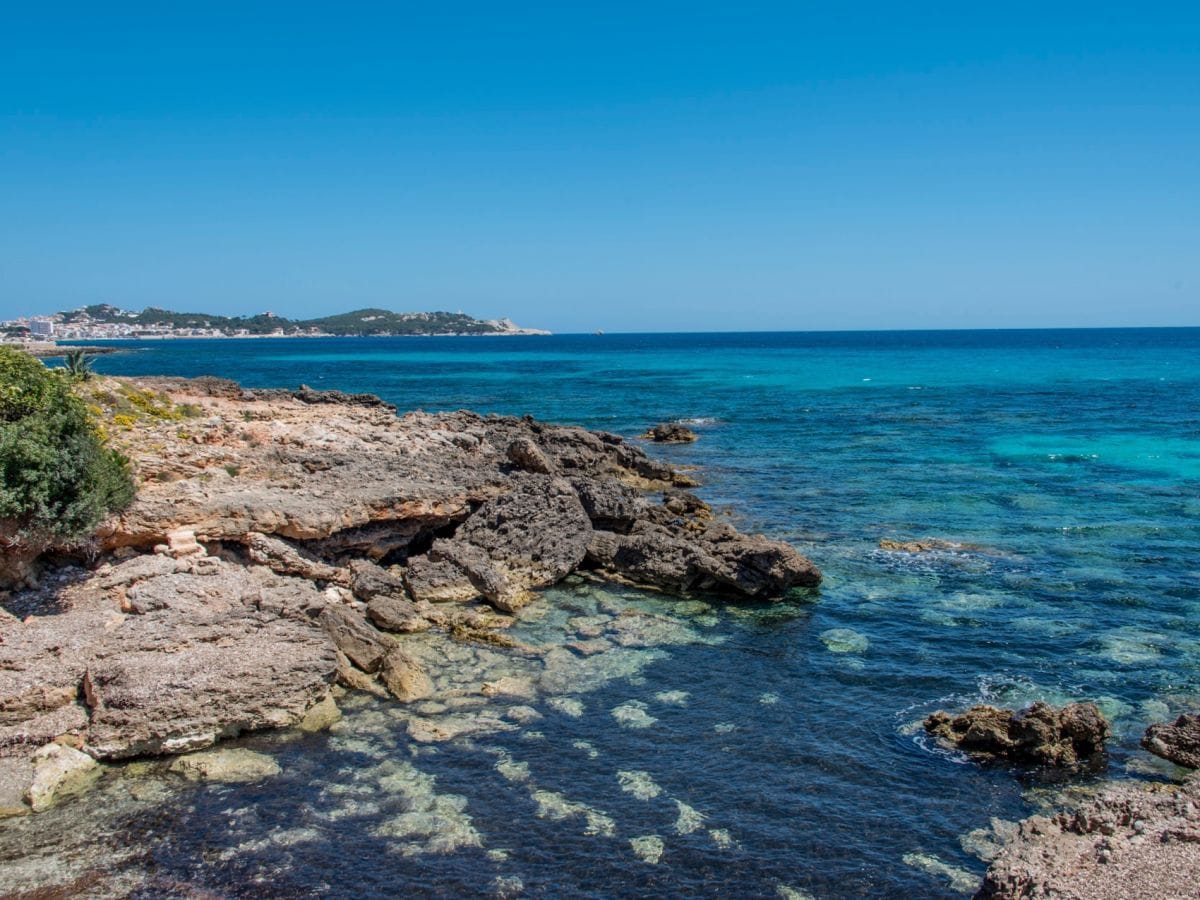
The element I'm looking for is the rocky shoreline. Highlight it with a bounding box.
[1,376,818,816]
[2,374,1198,897]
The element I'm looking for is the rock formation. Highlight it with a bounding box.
[643,422,698,443]
[978,775,1200,899]
[924,702,1109,766]
[0,376,821,817]
[1142,713,1200,770]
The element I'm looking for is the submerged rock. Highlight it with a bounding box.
[380,649,434,703]
[878,538,980,553]
[25,743,101,812]
[169,747,281,782]
[629,833,666,863]
[1142,713,1200,769]
[819,628,869,654]
[924,702,1109,766]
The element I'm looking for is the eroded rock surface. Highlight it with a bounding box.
[979,775,1200,899]
[1142,713,1200,770]
[924,702,1109,767]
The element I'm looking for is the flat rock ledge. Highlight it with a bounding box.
[0,376,820,817]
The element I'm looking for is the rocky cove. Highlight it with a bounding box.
[2,370,1198,898]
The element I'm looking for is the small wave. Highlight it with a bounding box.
[675,417,721,426]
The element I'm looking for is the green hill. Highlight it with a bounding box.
[56,306,545,336]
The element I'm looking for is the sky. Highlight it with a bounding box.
[1,2,1197,333]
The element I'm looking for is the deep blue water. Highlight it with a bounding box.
[42,329,1200,896]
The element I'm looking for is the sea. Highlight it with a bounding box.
[4,328,1199,897]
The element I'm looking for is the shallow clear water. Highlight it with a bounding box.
[11,328,1200,896]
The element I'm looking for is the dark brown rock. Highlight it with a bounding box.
[643,422,698,443]
[924,702,1109,766]
[587,521,819,598]
[1143,714,1200,769]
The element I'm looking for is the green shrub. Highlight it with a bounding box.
[0,348,135,555]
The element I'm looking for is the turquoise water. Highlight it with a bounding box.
[43,329,1200,895]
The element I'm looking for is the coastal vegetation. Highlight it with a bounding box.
[0,348,134,582]
[62,349,95,382]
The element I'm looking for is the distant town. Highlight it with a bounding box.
[1,304,550,342]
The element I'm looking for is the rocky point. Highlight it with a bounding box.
[0,376,820,817]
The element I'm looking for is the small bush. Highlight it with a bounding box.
[0,349,135,569]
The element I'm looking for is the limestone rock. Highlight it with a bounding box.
[169,747,281,782]
[334,650,387,698]
[244,531,348,585]
[297,694,342,733]
[402,556,480,604]
[319,604,391,673]
[380,649,434,702]
[348,559,407,601]
[166,529,205,558]
[1143,713,1200,769]
[506,437,555,474]
[979,776,1200,899]
[434,475,593,612]
[25,742,101,811]
[367,594,431,633]
[924,702,1109,766]
[571,477,646,533]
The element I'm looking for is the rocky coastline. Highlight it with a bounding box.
[1,376,818,818]
[2,374,1198,896]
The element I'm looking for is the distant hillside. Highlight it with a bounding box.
[57,304,548,336]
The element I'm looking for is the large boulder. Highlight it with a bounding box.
[85,606,336,759]
[431,475,593,612]
[1143,713,1200,769]
[924,702,1109,766]
[586,522,820,598]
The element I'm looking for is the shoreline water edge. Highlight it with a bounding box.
[1,370,1197,897]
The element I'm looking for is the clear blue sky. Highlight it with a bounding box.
[1,2,1196,332]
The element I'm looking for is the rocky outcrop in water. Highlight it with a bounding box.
[977,775,1200,899]
[924,702,1109,766]
[1142,713,1200,770]
[0,376,821,817]
[643,422,698,443]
